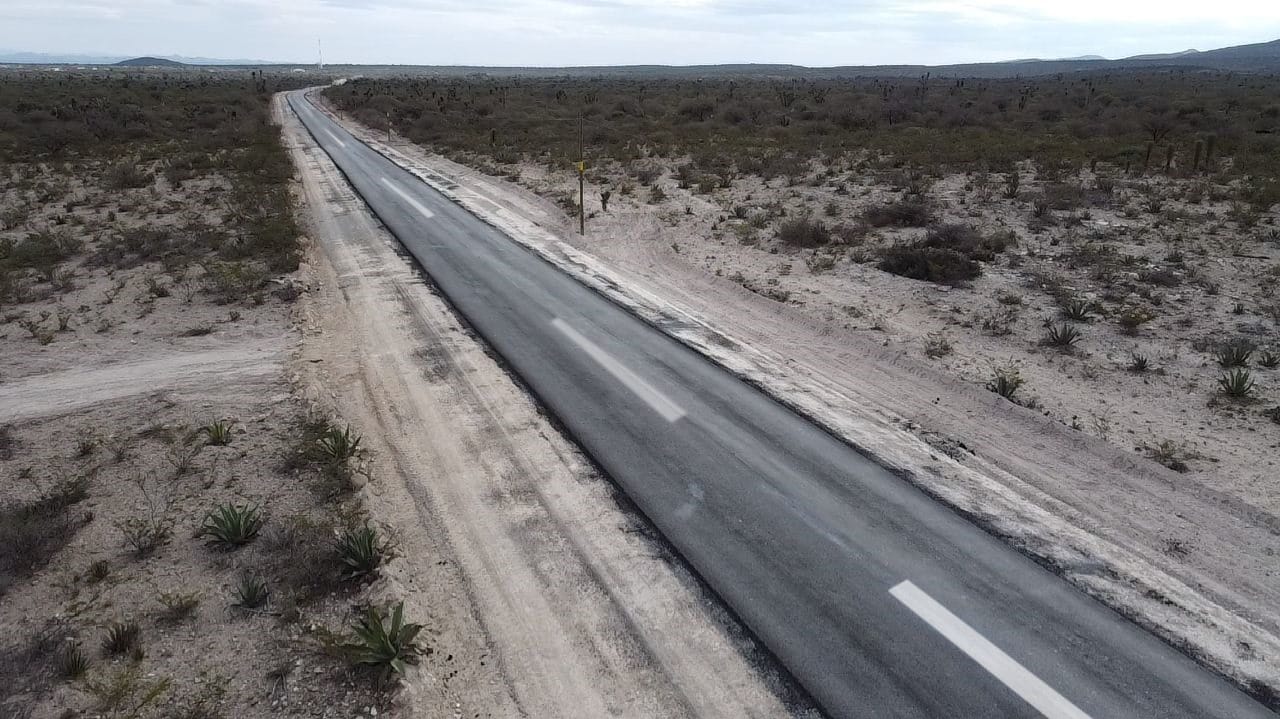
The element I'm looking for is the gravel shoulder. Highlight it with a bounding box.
[312,92,1280,703]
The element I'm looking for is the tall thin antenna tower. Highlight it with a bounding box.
[317,39,323,71]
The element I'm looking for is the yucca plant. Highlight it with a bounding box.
[232,574,270,609]
[1042,322,1082,349]
[315,425,362,464]
[60,642,90,678]
[336,523,389,580]
[1128,352,1151,373]
[1214,339,1254,368]
[87,559,111,583]
[201,419,235,446]
[1060,299,1095,322]
[1218,369,1256,398]
[102,622,141,656]
[985,366,1024,401]
[342,602,425,681]
[201,503,264,548]
[1259,350,1280,369]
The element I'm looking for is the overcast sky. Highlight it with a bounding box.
[2,0,1278,66]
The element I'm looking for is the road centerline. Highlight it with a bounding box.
[380,177,437,219]
[890,581,1092,719]
[551,318,686,423]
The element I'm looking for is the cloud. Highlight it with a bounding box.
[1,0,1277,66]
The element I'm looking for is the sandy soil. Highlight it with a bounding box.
[0,152,390,715]
[279,93,818,718]
[313,93,1280,703]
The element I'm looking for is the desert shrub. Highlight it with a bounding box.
[776,217,831,248]
[864,199,931,227]
[104,162,152,190]
[1145,440,1191,472]
[1117,307,1155,335]
[923,332,953,358]
[157,592,201,622]
[261,515,342,601]
[917,223,1010,261]
[0,476,89,593]
[1259,351,1280,369]
[879,245,979,284]
[117,514,173,557]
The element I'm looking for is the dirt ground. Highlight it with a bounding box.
[0,100,410,716]
[312,92,1280,704]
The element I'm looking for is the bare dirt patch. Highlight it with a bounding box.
[0,73,414,719]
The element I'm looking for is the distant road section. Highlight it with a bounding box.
[288,90,1276,719]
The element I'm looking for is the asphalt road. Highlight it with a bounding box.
[288,91,1275,719]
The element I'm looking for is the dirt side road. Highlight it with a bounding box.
[276,94,817,718]
[309,93,1280,705]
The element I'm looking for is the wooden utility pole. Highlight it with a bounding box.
[577,114,585,236]
[386,112,392,143]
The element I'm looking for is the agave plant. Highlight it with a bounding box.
[336,523,389,580]
[985,366,1024,401]
[1214,339,1254,368]
[1259,350,1279,369]
[232,574,270,609]
[102,622,141,656]
[201,503,264,548]
[1059,298,1095,322]
[1218,369,1256,398]
[60,642,90,678]
[1042,322,1082,349]
[342,602,425,681]
[315,425,362,464]
[1128,352,1151,373]
[201,419,235,446]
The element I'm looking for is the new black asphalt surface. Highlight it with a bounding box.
[289,91,1275,719]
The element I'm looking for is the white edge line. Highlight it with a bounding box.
[380,177,436,219]
[552,318,686,423]
[890,581,1092,719]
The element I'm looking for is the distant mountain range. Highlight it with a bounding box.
[0,51,283,66]
[2,37,1278,77]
